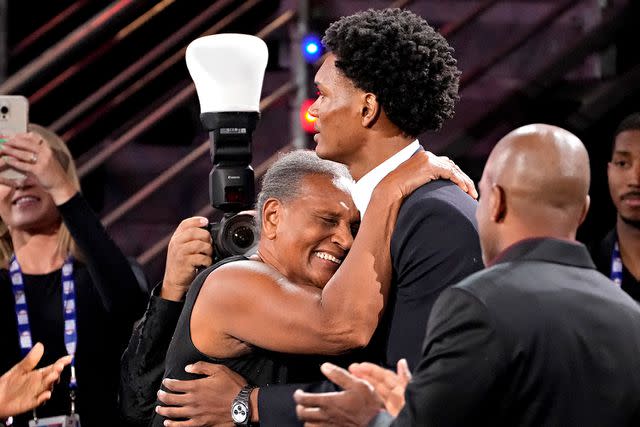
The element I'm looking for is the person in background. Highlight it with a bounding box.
[0,124,146,426]
[591,112,640,302]
[295,124,640,427]
[0,343,72,424]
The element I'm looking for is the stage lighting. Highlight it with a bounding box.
[302,34,322,63]
[300,98,317,133]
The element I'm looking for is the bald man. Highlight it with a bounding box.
[295,124,640,427]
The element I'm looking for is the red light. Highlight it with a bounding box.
[300,99,317,134]
[225,187,244,203]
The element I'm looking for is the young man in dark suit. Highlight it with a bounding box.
[153,8,482,427]
[295,124,640,427]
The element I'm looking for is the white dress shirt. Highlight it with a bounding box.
[351,140,421,215]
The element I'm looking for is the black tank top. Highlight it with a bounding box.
[151,256,326,426]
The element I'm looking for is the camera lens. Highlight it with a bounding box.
[230,225,255,249]
[216,212,258,258]
[0,106,8,115]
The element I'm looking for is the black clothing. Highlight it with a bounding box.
[120,284,184,426]
[259,180,483,426]
[591,228,640,302]
[0,193,146,427]
[120,284,330,427]
[374,238,640,427]
[151,257,326,427]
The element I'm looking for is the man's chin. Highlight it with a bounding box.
[620,214,640,230]
[314,144,331,160]
[314,143,343,163]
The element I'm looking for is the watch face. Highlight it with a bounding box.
[232,401,249,423]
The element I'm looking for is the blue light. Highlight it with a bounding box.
[302,34,322,62]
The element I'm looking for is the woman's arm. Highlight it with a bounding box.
[193,151,448,355]
[57,193,146,318]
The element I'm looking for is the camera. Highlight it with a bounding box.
[206,212,257,260]
[203,111,260,262]
[185,34,268,262]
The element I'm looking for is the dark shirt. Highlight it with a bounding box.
[120,284,184,427]
[150,256,327,427]
[0,193,146,427]
[373,238,640,427]
[591,228,640,302]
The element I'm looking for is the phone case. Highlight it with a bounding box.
[0,95,29,180]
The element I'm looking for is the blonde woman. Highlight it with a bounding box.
[0,125,146,426]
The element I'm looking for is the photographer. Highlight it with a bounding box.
[0,125,147,426]
[120,215,213,426]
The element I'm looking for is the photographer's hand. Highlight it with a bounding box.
[161,217,213,302]
[156,362,251,427]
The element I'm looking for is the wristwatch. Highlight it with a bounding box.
[231,384,256,426]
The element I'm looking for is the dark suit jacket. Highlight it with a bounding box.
[259,180,482,426]
[376,238,640,427]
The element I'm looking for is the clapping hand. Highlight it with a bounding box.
[0,343,73,418]
[294,363,383,427]
[349,359,411,416]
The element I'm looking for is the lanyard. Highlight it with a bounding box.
[611,240,623,286]
[10,254,78,389]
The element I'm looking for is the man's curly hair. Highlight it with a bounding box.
[322,8,460,137]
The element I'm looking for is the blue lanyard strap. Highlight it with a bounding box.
[10,254,78,389]
[611,240,623,286]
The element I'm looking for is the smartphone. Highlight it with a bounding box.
[0,95,29,180]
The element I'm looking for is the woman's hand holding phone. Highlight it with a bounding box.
[0,132,77,205]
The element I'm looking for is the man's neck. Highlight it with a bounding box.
[489,221,578,265]
[347,135,415,181]
[616,216,640,279]
[11,227,65,274]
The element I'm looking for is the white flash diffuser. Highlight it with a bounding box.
[186,33,268,113]
[185,33,268,215]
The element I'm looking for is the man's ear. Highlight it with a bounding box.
[361,93,380,128]
[491,185,507,223]
[578,195,591,226]
[262,198,282,240]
